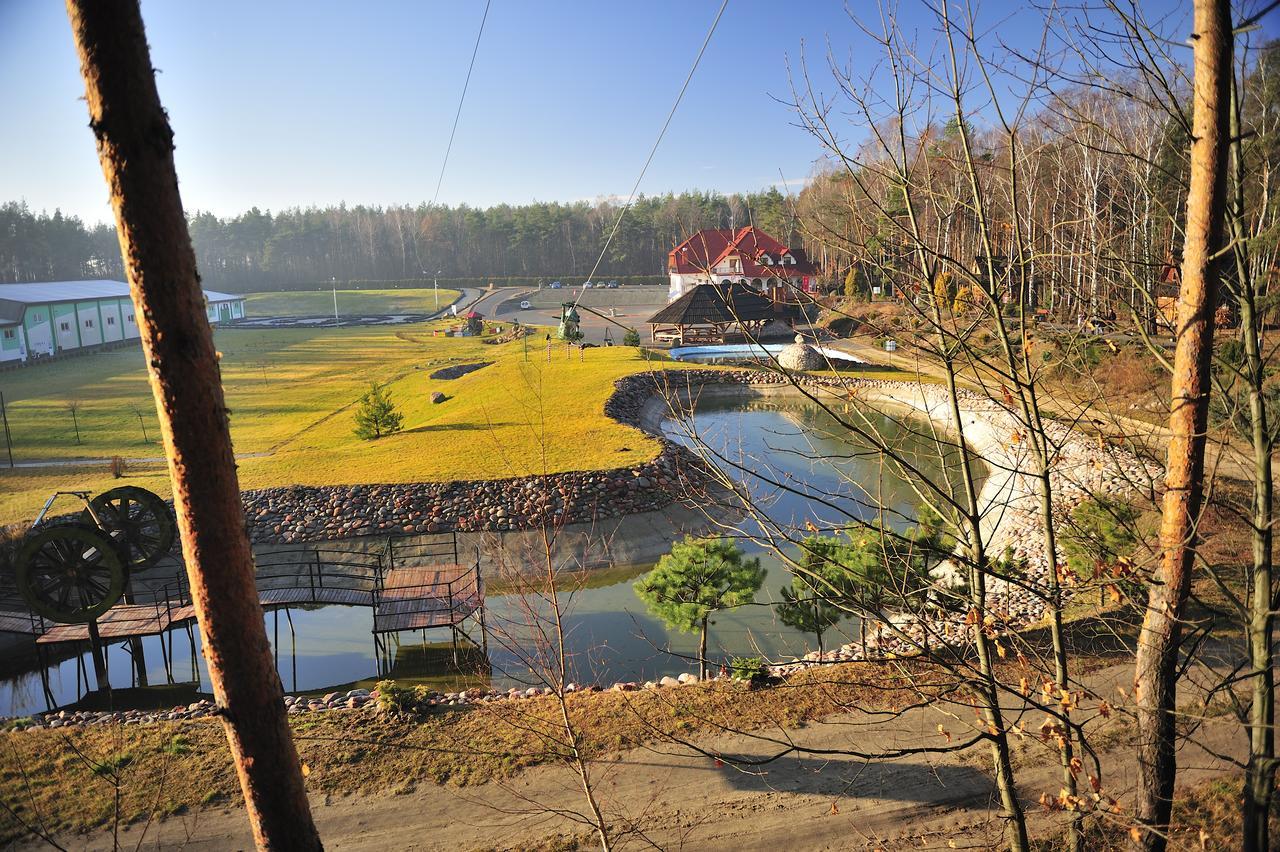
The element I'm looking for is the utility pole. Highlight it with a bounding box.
[0,391,13,468]
[64,1,322,847]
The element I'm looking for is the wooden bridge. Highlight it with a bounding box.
[0,532,485,655]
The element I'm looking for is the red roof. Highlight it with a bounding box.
[668,226,817,278]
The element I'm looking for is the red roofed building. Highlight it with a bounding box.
[666,226,819,302]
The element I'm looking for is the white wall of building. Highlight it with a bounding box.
[75,302,103,347]
[52,304,79,351]
[0,325,24,363]
[100,298,123,342]
[23,307,53,356]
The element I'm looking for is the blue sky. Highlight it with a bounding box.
[0,0,1229,225]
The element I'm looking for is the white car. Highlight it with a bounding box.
[519,300,532,310]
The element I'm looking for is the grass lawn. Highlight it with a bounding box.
[0,325,671,526]
[242,287,462,317]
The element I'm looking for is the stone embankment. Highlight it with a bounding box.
[760,378,1163,675]
[3,675,720,731]
[240,368,779,544]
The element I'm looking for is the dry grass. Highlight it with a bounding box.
[0,663,925,843]
[1047,776,1278,851]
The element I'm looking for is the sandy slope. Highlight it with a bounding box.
[49,659,1241,851]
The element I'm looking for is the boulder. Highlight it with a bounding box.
[777,334,823,372]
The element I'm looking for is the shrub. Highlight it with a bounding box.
[1061,497,1140,583]
[374,680,415,713]
[729,656,766,682]
[353,381,404,440]
[109,456,127,479]
[622,328,641,347]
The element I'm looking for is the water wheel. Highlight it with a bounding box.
[15,524,127,624]
[80,486,175,569]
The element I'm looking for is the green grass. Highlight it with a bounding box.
[242,287,462,317]
[0,324,672,525]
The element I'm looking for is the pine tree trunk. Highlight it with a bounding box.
[1131,2,1232,848]
[63,2,322,848]
[699,616,709,681]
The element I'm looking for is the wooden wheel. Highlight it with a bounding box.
[16,524,126,624]
[82,486,175,569]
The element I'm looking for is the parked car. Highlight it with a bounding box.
[549,281,562,289]
[606,281,620,289]
[519,300,532,310]
[582,281,593,288]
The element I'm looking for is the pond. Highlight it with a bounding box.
[668,342,864,365]
[0,394,961,716]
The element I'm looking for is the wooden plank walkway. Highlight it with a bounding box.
[9,562,481,645]
[373,565,479,634]
[37,602,177,644]
[0,611,44,636]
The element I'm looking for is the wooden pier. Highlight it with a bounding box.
[0,532,486,653]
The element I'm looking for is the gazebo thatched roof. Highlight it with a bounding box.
[647,282,795,326]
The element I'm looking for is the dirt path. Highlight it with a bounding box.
[53,659,1245,851]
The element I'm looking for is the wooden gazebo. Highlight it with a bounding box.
[647,282,798,345]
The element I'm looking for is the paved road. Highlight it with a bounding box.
[493,291,667,345]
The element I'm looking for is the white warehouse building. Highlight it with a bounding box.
[0,280,244,365]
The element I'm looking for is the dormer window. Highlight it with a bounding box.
[759,253,772,265]
[782,254,794,265]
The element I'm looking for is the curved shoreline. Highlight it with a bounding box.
[1,367,1162,725]
[621,369,1160,667]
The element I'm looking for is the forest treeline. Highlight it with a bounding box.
[0,189,798,292]
[793,40,1279,323]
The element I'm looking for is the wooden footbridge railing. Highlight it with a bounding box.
[0,532,485,650]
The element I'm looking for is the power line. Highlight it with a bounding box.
[573,0,729,308]
[431,0,493,208]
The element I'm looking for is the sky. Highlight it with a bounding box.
[0,0,1250,226]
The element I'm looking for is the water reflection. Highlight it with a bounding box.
[0,396,959,715]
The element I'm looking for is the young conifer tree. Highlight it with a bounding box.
[353,381,404,440]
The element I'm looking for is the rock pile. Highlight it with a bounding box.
[240,444,704,543]
[776,334,823,372]
[2,676,725,730]
[429,361,492,381]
